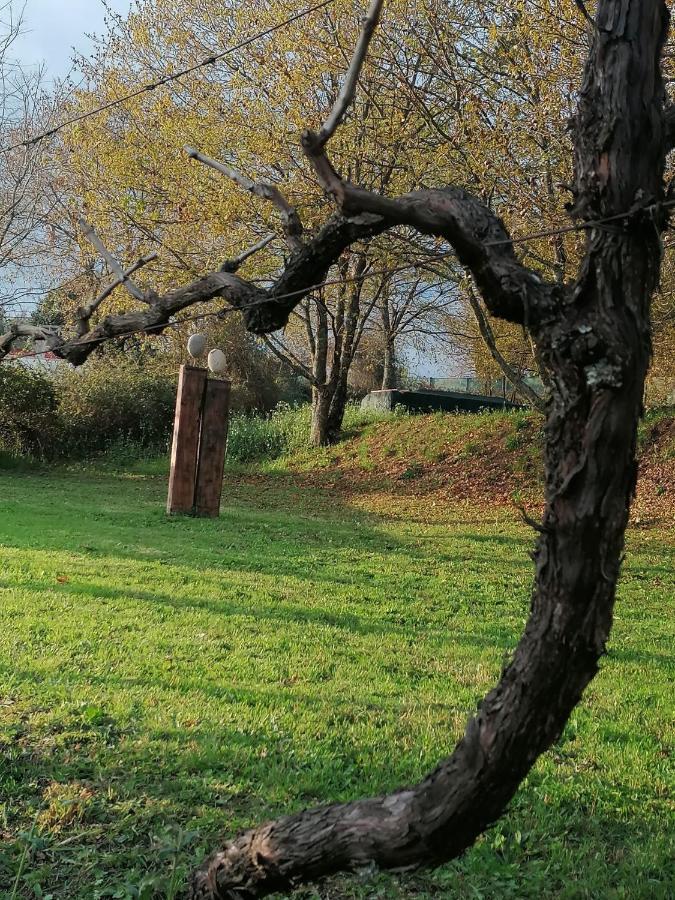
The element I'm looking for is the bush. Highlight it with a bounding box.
[0,365,57,457]
[0,360,393,465]
[226,403,312,461]
[53,360,176,458]
[225,401,397,463]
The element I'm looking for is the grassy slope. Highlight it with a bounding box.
[255,408,675,525]
[0,435,673,898]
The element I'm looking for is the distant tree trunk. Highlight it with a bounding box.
[379,296,397,389]
[325,379,348,442]
[310,385,331,447]
[267,255,375,449]
[308,297,331,447]
[326,257,367,440]
[191,2,671,897]
[466,287,546,412]
[381,336,396,389]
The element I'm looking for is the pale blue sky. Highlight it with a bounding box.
[13,0,133,77]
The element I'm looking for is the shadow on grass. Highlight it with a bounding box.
[2,691,673,900]
[1,470,673,898]
[0,574,525,652]
[0,469,539,608]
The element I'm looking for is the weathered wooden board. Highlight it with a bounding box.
[194,378,231,517]
[166,365,207,515]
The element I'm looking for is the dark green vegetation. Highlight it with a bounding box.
[0,362,175,462]
[0,363,374,465]
[0,449,673,899]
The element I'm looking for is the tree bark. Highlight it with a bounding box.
[307,298,331,447]
[190,2,670,897]
[381,336,396,390]
[379,294,397,390]
[309,385,331,447]
[325,258,367,441]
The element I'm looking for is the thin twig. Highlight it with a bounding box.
[220,234,275,272]
[185,147,304,250]
[315,0,385,148]
[77,252,158,335]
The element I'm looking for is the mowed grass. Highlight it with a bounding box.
[0,465,673,899]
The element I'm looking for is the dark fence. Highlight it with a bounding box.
[361,388,523,414]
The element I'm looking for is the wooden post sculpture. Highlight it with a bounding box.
[167,339,231,518]
[193,376,231,517]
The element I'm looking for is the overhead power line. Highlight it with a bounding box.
[1,0,336,154]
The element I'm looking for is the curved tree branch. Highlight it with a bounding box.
[14,183,556,367]
[2,40,561,369]
[75,251,158,337]
[185,147,304,252]
[303,164,564,329]
[48,212,388,365]
[0,323,62,359]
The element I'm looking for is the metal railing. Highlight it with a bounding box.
[428,375,544,400]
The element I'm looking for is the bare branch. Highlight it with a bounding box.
[48,213,387,365]
[263,334,316,384]
[23,189,559,366]
[76,252,158,336]
[219,234,275,273]
[314,0,385,148]
[298,4,561,333]
[185,146,304,251]
[78,217,151,303]
[304,162,562,329]
[0,323,61,360]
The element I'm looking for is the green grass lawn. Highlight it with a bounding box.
[0,465,673,899]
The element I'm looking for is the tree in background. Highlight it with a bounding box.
[40,0,465,442]
[264,251,387,444]
[0,2,64,324]
[4,1,674,407]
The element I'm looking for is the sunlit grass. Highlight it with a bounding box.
[0,465,673,899]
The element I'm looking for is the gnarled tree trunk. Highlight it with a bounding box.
[5,1,667,897]
[190,2,670,897]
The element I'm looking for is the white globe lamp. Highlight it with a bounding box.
[187,333,207,359]
[207,348,227,375]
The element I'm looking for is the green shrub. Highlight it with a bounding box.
[53,360,176,458]
[226,402,397,463]
[0,361,395,465]
[0,365,57,457]
[226,403,312,462]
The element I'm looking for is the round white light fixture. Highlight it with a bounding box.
[187,333,207,358]
[207,348,227,375]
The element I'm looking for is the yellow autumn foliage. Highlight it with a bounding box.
[54,0,674,395]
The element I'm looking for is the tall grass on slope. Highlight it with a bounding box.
[225,402,397,462]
